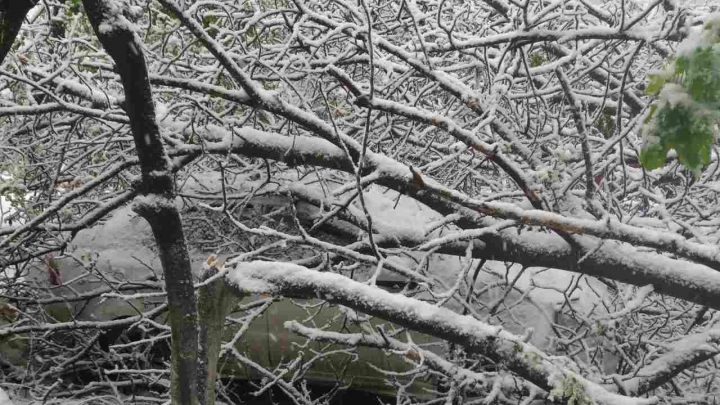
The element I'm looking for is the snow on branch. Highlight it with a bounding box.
[226,260,658,405]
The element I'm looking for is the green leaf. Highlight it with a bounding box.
[640,142,669,171]
[202,15,219,39]
[659,108,713,171]
[595,107,616,138]
[644,103,658,124]
[684,47,720,103]
[642,105,715,171]
[643,103,657,124]
[675,55,688,74]
[529,53,545,68]
[202,15,218,27]
[641,46,720,172]
[704,21,720,45]
[70,0,82,14]
[645,74,666,96]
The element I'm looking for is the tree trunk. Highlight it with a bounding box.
[0,0,35,65]
[80,2,199,404]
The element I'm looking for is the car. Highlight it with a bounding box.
[1,202,444,400]
[2,183,611,401]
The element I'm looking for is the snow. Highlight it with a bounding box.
[677,13,720,55]
[657,83,693,109]
[0,172,34,228]
[677,33,703,56]
[73,205,153,251]
[19,204,161,292]
[359,186,439,241]
[134,193,174,211]
[0,388,13,405]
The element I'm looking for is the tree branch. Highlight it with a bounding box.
[624,330,720,396]
[227,261,658,405]
[175,128,720,311]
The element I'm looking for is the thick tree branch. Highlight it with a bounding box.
[196,265,241,405]
[226,261,658,405]
[174,128,720,311]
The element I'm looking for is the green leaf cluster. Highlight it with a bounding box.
[640,44,720,172]
[0,160,29,210]
[595,107,616,138]
[521,350,542,369]
[70,0,82,15]
[530,52,546,68]
[550,374,594,405]
[202,15,219,39]
[0,300,27,368]
[245,25,281,46]
[641,102,715,172]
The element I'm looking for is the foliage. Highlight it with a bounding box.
[551,374,594,405]
[521,350,542,369]
[70,0,83,15]
[640,24,720,172]
[530,52,546,67]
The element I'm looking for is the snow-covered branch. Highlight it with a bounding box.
[227,261,657,405]
[622,329,720,396]
[174,127,720,311]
